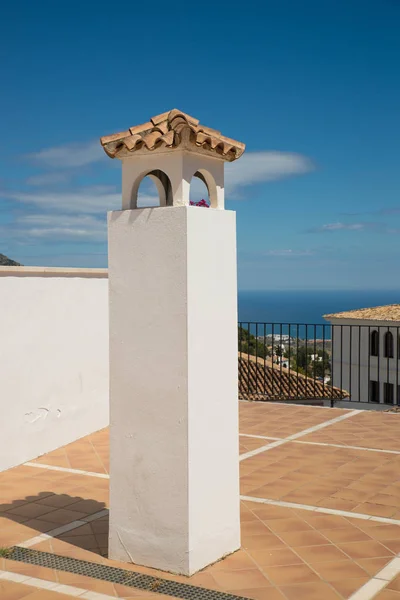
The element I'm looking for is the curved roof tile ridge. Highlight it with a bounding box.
[100,109,245,161]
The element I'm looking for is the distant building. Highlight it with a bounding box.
[324,304,400,406]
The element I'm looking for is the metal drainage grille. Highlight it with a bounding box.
[11,547,250,600]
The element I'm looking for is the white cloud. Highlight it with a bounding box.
[225,151,314,196]
[27,140,105,169]
[6,187,159,214]
[4,144,314,246]
[26,172,70,186]
[16,214,107,241]
[6,188,120,214]
[1,214,107,243]
[319,222,366,231]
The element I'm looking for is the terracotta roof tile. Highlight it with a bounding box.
[100,109,245,161]
[324,304,400,322]
[238,354,347,402]
[129,122,153,135]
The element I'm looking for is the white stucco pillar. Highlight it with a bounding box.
[108,206,240,575]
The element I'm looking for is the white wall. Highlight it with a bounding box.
[0,267,109,472]
[329,319,400,405]
[108,206,239,575]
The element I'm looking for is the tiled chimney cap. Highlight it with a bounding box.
[100,109,245,162]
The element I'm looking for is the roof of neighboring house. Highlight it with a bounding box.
[324,304,400,322]
[100,109,245,161]
[238,354,348,402]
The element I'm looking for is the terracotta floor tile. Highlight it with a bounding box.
[242,534,286,550]
[226,588,285,600]
[262,563,320,585]
[338,540,394,560]
[320,526,372,544]
[331,577,371,597]
[295,544,348,564]
[368,525,400,541]
[35,494,93,509]
[353,502,398,517]
[209,550,256,571]
[91,519,109,534]
[22,518,62,533]
[368,493,400,507]
[0,525,32,545]
[310,559,369,581]
[33,540,55,553]
[59,533,100,550]
[211,568,270,590]
[318,497,360,512]
[58,523,93,537]
[383,540,400,554]
[251,505,296,521]
[277,529,330,547]
[6,502,56,519]
[248,547,303,567]
[180,572,220,589]
[357,556,393,576]
[370,590,400,600]
[3,561,58,582]
[300,514,349,530]
[264,517,312,533]
[241,520,270,536]
[56,573,118,595]
[279,581,342,600]
[387,580,400,596]
[38,507,88,523]
[0,580,33,600]
[18,590,77,600]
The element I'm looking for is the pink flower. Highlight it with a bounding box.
[190,199,210,208]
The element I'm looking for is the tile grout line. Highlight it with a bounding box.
[240,433,400,455]
[243,496,400,600]
[24,462,109,478]
[240,495,400,526]
[240,433,283,440]
[239,409,360,461]
[18,509,109,548]
[0,569,116,599]
[348,555,400,600]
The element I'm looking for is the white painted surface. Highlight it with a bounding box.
[0,570,118,600]
[122,150,225,209]
[327,317,400,405]
[0,271,109,472]
[108,206,240,575]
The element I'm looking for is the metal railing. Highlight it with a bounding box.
[238,322,400,407]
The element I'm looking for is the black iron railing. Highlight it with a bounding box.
[238,322,400,407]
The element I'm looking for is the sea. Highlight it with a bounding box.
[238,290,400,340]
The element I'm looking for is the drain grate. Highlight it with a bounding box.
[11,547,250,600]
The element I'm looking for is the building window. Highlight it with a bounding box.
[384,383,394,404]
[370,380,379,403]
[384,332,394,358]
[370,330,379,356]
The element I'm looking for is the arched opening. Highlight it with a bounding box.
[132,170,173,209]
[384,331,394,358]
[370,330,379,357]
[189,171,211,208]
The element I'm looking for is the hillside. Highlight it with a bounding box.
[0,254,21,266]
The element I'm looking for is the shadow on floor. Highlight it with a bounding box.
[0,492,108,556]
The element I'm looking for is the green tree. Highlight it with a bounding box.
[238,326,270,359]
[289,346,331,378]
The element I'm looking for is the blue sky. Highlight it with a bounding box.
[1,0,400,290]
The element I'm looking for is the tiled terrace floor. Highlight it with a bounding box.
[1,403,400,600]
